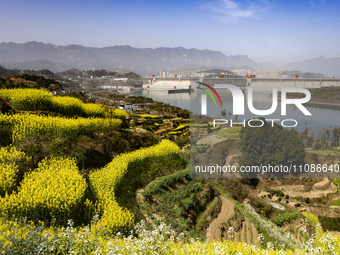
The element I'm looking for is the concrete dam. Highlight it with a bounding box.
[142,77,340,91]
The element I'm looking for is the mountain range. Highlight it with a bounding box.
[0,41,339,77]
[282,57,340,78]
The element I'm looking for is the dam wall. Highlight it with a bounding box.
[142,78,198,90]
[142,77,340,90]
[250,78,340,89]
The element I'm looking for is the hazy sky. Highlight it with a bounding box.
[1,0,339,65]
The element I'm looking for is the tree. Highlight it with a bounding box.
[325,128,331,148]
[239,118,305,178]
[221,109,227,118]
[332,127,340,147]
[307,130,315,148]
[300,127,308,146]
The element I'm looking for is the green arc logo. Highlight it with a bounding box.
[196,82,223,107]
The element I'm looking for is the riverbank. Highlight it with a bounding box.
[305,99,340,109]
[284,86,340,108]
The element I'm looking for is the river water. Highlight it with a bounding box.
[127,89,340,135]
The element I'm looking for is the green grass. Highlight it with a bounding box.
[330,180,340,205]
[142,168,190,198]
[332,179,340,185]
[190,145,210,154]
[330,200,340,206]
[331,179,340,193]
[312,149,340,155]
[228,133,240,138]
[217,126,242,138]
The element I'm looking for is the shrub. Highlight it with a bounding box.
[311,153,319,163]
[272,212,300,227]
[269,189,285,197]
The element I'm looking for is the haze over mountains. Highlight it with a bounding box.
[0,41,339,77]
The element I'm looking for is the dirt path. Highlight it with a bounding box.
[208,195,235,241]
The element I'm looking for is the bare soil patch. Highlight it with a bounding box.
[272,179,338,199]
[197,135,226,146]
[208,195,235,241]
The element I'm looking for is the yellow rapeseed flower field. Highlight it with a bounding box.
[0,146,30,196]
[4,88,340,254]
[0,88,52,111]
[0,112,122,142]
[89,139,180,235]
[0,88,128,118]
[0,217,340,254]
[0,157,87,225]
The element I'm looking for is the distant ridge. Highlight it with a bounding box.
[5,60,72,73]
[0,65,19,77]
[0,42,259,74]
[1,42,339,76]
[282,56,340,77]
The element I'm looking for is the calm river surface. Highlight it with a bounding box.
[127,89,340,135]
